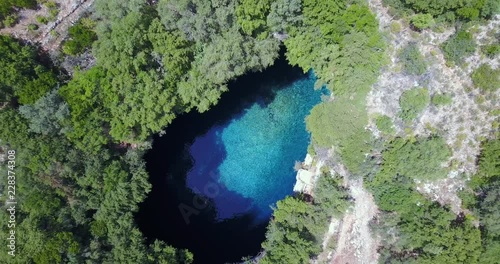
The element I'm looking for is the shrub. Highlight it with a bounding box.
[48,8,59,20]
[44,1,59,20]
[62,19,97,55]
[411,13,434,30]
[36,15,49,24]
[3,14,18,27]
[431,93,452,106]
[27,23,39,31]
[390,21,402,33]
[482,44,500,58]
[399,88,430,121]
[380,136,452,181]
[44,1,57,9]
[441,29,476,65]
[399,43,427,75]
[375,115,395,135]
[471,64,500,91]
[306,96,371,174]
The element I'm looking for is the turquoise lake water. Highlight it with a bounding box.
[186,72,323,221]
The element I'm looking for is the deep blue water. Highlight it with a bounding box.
[186,74,322,222]
[137,54,322,263]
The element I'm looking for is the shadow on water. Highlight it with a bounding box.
[136,50,306,263]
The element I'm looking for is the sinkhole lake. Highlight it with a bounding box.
[137,55,324,263]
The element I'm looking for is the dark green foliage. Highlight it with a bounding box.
[455,139,500,262]
[89,1,280,143]
[411,13,434,30]
[0,107,193,263]
[62,18,97,55]
[375,115,395,135]
[369,136,481,263]
[92,12,183,142]
[482,44,500,58]
[399,87,430,121]
[261,197,321,264]
[478,180,500,263]
[377,137,451,182]
[477,139,500,182]
[59,67,111,153]
[471,64,500,91]
[262,173,351,264]
[441,29,477,65]
[0,35,58,105]
[399,42,427,75]
[314,172,351,217]
[285,2,386,95]
[431,93,453,106]
[382,0,499,22]
[27,23,38,31]
[36,15,49,24]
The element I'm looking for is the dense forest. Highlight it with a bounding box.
[0,0,499,263]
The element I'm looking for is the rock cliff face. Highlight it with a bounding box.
[293,154,318,194]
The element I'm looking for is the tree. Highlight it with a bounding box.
[378,137,451,182]
[441,29,476,65]
[236,0,271,39]
[471,64,500,92]
[59,67,111,153]
[399,88,430,121]
[157,0,234,43]
[306,96,372,174]
[266,0,302,33]
[382,0,499,21]
[410,13,434,30]
[376,115,395,135]
[0,35,57,105]
[399,42,427,75]
[261,197,322,264]
[19,89,70,136]
[62,18,98,55]
[431,93,453,106]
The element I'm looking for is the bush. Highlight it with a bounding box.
[36,15,49,24]
[441,29,476,65]
[411,13,434,30]
[44,1,59,20]
[399,43,427,75]
[431,93,452,106]
[3,14,18,27]
[62,19,97,55]
[390,21,402,33]
[27,23,39,31]
[399,88,430,121]
[482,44,500,58]
[381,0,498,22]
[44,1,57,9]
[306,96,371,174]
[471,64,500,91]
[380,136,451,182]
[375,115,395,135]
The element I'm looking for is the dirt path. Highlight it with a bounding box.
[331,179,379,264]
[0,0,94,54]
